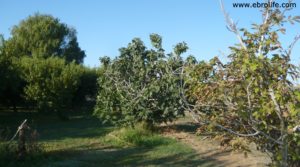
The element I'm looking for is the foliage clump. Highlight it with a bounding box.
[20,57,84,113]
[94,34,187,126]
[6,13,85,64]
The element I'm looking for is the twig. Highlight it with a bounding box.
[286,34,300,57]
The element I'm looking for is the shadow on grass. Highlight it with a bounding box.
[1,142,243,167]
[45,142,243,167]
[0,112,253,167]
[0,111,113,141]
[37,117,113,141]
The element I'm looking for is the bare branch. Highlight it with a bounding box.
[215,123,260,137]
[251,126,283,145]
[269,88,283,121]
[219,0,247,50]
[286,34,300,57]
[257,0,272,56]
[246,78,255,109]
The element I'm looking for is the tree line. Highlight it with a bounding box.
[0,14,97,115]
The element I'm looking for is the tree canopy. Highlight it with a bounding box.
[0,14,90,112]
[20,57,84,113]
[94,34,186,126]
[6,13,85,64]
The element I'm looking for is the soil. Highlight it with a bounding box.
[161,121,272,167]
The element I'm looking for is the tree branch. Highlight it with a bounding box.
[219,0,247,50]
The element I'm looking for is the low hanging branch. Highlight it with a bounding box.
[179,64,263,138]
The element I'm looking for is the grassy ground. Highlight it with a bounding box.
[0,111,271,167]
[0,111,211,167]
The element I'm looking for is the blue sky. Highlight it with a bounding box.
[1,0,299,67]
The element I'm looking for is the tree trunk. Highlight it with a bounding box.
[281,120,288,167]
[12,101,17,112]
[18,126,26,160]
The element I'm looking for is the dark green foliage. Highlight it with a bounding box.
[94,34,185,126]
[99,56,111,67]
[20,57,84,113]
[72,67,99,107]
[6,13,85,64]
[63,37,86,64]
[0,13,95,111]
[0,35,24,110]
[0,13,87,110]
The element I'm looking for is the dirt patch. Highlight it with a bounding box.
[161,123,272,167]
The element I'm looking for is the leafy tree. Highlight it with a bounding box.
[184,2,300,166]
[6,13,85,64]
[0,13,86,111]
[94,34,186,126]
[20,57,83,114]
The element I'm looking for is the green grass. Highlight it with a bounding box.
[101,124,173,147]
[0,111,208,167]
